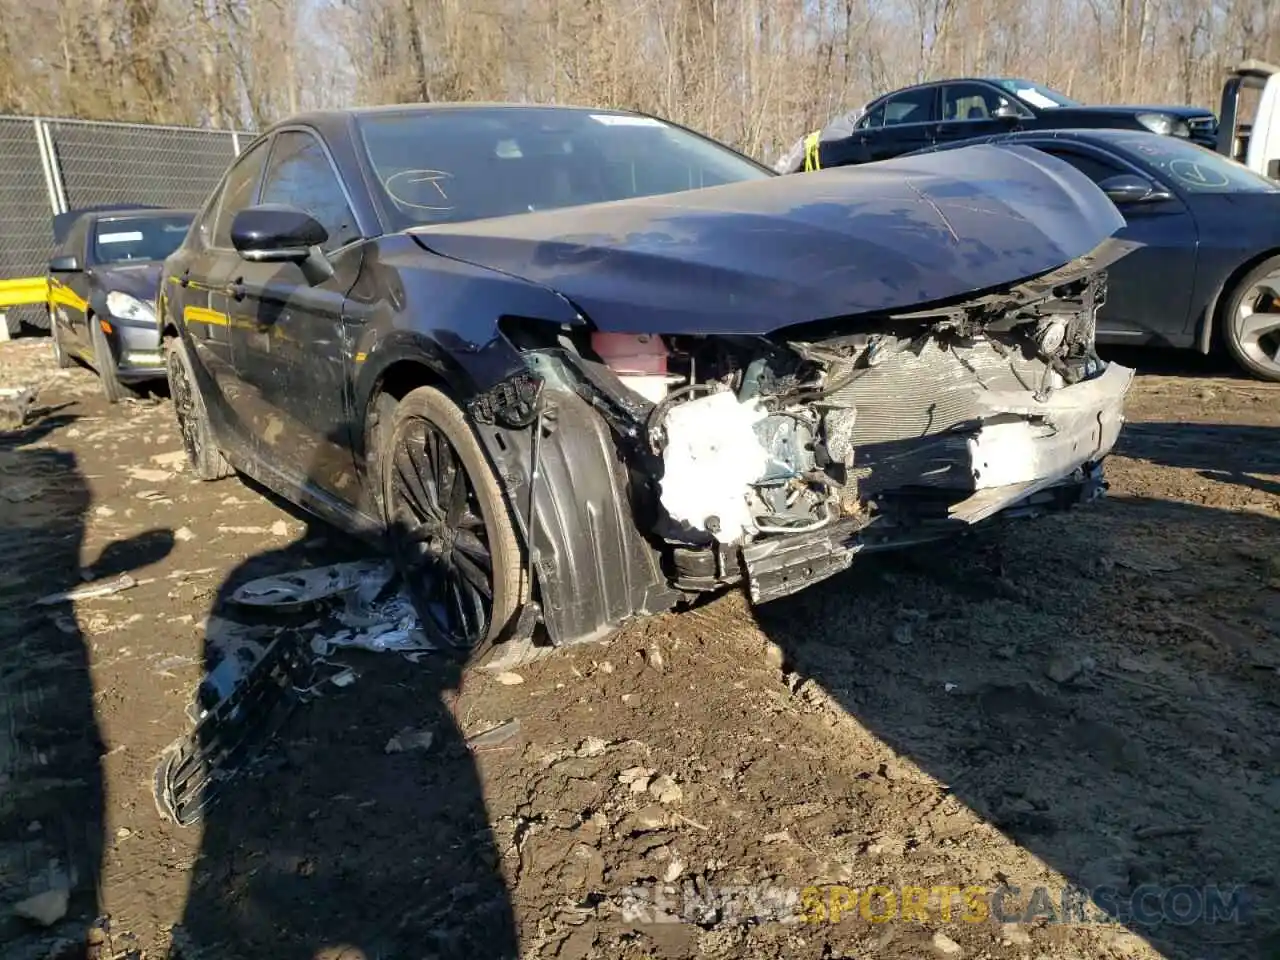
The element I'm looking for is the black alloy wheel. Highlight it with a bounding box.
[165,336,233,480]
[380,386,522,654]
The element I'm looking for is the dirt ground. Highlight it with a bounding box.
[1,335,1278,960]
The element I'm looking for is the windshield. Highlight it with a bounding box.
[993,79,1080,110]
[91,214,193,263]
[356,108,773,229]
[1112,135,1280,193]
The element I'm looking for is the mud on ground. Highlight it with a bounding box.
[1,338,1278,960]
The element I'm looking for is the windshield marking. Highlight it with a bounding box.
[358,109,769,228]
[1168,158,1231,188]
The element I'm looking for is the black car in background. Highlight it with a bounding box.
[47,206,195,401]
[787,77,1218,170]
[158,103,1135,669]
[914,129,1280,381]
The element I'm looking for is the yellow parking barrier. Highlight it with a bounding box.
[0,276,50,309]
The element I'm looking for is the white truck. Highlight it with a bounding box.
[1217,60,1280,179]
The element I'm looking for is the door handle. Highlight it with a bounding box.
[230,277,246,302]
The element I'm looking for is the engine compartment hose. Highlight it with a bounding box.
[645,382,716,454]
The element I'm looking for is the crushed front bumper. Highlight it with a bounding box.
[742,461,1108,603]
[739,361,1134,603]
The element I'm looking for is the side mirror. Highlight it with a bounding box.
[231,204,328,262]
[1097,174,1173,205]
[993,102,1022,121]
[49,254,80,272]
[230,204,334,284]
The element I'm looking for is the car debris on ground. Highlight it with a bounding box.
[152,560,445,826]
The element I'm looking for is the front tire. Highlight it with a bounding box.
[165,336,232,480]
[89,316,127,403]
[1221,256,1280,382]
[50,314,72,369]
[378,386,523,658]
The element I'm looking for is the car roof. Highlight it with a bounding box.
[258,102,650,141]
[871,77,1019,100]
[53,206,196,246]
[93,207,195,220]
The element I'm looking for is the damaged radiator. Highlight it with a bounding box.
[818,338,1073,495]
[821,338,1061,449]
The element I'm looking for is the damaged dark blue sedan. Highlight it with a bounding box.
[159,104,1136,667]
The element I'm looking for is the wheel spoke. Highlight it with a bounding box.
[393,460,432,524]
[1239,307,1280,344]
[444,462,468,527]
[1253,280,1280,304]
[412,424,448,518]
[420,557,450,611]
[387,413,496,648]
[453,528,491,567]
[421,426,450,513]
[446,576,482,638]
[395,430,439,521]
[453,549,493,600]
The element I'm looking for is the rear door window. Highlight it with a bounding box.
[880,88,937,126]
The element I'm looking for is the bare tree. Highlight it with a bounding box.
[0,0,1271,161]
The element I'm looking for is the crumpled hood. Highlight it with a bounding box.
[95,261,163,303]
[409,144,1128,335]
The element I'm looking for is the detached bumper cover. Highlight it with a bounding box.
[742,362,1134,604]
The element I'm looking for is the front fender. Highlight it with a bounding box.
[345,235,679,646]
[346,233,585,452]
[472,372,680,648]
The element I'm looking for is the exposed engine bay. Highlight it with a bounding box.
[447,147,1142,646]
[582,269,1131,555]
[483,250,1133,621]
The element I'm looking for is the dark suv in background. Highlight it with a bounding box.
[800,77,1218,169]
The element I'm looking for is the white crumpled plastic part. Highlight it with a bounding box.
[658,391,770,544]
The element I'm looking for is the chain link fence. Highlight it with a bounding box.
[0,116,253,335]
[0,119,60,332]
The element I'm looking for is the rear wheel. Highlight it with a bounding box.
[89,316,127,403]
[378,386,523,659]
[1222,256,1280,382]
[165,336,232,480]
